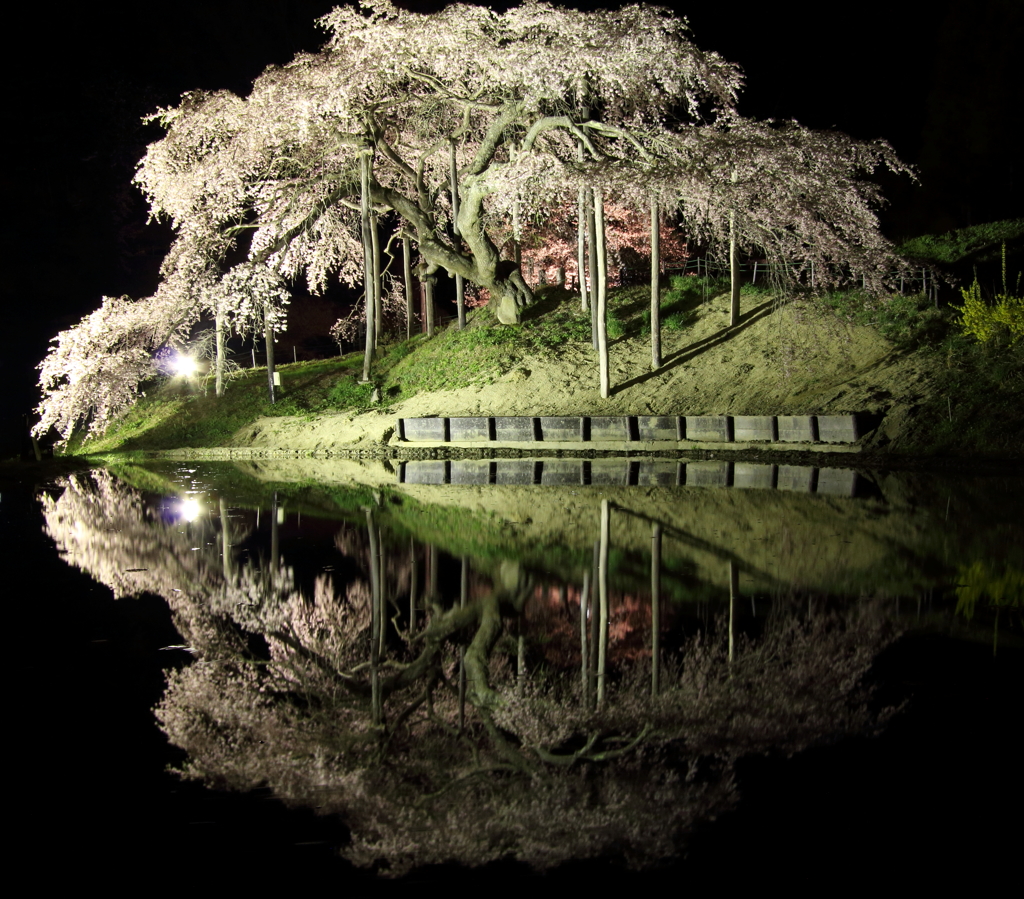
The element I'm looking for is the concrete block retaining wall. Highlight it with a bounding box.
[399,413,861,446]
[399,459,861,497]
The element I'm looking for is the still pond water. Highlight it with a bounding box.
[9,458,1021,889]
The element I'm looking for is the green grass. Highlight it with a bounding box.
[63,276,1023,459]
[818,290,947,347]
[898,219,1024,266]
[66,293,591,454]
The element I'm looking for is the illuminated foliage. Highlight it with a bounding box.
[35,1,909,439]
[953,245,1024,345]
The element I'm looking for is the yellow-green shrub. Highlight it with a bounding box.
[953,244,1024,345]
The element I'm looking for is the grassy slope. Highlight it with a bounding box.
[66,277,1024,459]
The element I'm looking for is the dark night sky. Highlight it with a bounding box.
[2,0,1020,444]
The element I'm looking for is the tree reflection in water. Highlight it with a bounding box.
[41,469,901,875]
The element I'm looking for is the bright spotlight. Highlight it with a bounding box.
[172,354,198,377]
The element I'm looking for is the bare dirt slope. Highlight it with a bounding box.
[233,292,943,453]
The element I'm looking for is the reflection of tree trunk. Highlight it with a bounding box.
[220,498,232,582]
[367,509,383,725]
[459,557,468,732]
[428,544,438,604]
[409,538,418,636]
[463,592,503,709]
[517,624,526,699]
[652,523,662,696]
[270,492,279,572]
[377,522,386,659]
[650,200,662,370]
[597,499,610,706]
[595,190,610,399]
[580,569,590,705]
[589,541,600,709]
[729,560,738,665]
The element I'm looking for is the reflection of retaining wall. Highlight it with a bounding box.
[399,459,861,497]
[397,414,860,446]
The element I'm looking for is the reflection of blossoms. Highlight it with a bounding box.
[40,469,214,602]
[42,469,902,875]
[157,570,900,875]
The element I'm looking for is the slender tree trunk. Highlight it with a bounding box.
[215,308,226,397]
[371,210,382,345]
[423,272,435,337]
[650,200,662,370]
[451,141,466,329]
[577,140,589,312]
[587,189,599,349]
[730,169,740,327]
[264,314,276,403]
[512,200,522,270]
[455,277,465,329]
[403,236,415,339]
[595,189,610,399]
[360,151,375,382]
